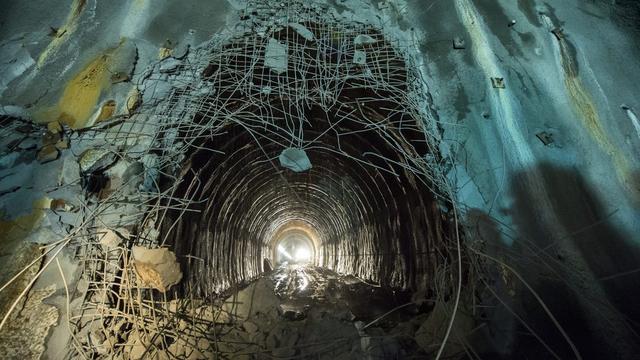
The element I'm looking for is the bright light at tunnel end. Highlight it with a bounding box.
[277,244,311,263]
[294,247,311,262]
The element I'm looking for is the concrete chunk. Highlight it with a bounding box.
[279,147,311,172]
[132,246,182,292]
[265,38,288,74]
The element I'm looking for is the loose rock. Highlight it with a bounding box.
[78,148,115,173]
[37,145,60,163]
[97,228,128,249]
[132,246,183,292]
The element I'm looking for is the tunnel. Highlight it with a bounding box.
[154,21,455,297]
[157,100,452,297]
[1,0,640,359]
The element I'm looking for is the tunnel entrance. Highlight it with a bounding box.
[270,221,318,266]
[148,1,455,298]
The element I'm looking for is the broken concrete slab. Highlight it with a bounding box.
[289,23,314,41]
[132,246,182,292]
[264,38,288,74]
[279,147,311,172]
[354,34,376,45]
[97,228,129,250]
[36,145,60,163]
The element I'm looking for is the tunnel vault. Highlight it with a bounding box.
[147,1,456,298]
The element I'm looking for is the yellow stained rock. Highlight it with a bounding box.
[126,87,141,115]
[132,246,182,293]
[55,138,70,150]
[557,39,637,200]
[47,121,62,134]
[34,42,125,130]
[36,0,87,67]
[158,47,172,59]
[96,100,116,123]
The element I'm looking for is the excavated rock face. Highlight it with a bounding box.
[152,1,456,298]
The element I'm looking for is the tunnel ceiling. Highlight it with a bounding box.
[147,2,456,297]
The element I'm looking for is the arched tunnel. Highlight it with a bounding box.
[1,0,640,359]
[159,103,450,297]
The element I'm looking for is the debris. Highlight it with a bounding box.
[126,88,141,115]
[17,137,39,150]
[353,50,367,65]
[536,131,554,146]
[79,149,117,193]
[354,34,377,45]
[289,23,314,40]
[127,331,151,360]
[491,77,505,89]
[97,228,128,249]
[37,145,60,163]
[50,198,71,212]
[78,148,115,174]
[60,156,80,185]
[88,328,106,347]
[55,138,70,150]
[453,37,466,50]
[279,147,312,172]
[273,347,296,357]
[96,100,116,122]
[508,19,517,27]
[265,38,288,74]
[132,246,183,292]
